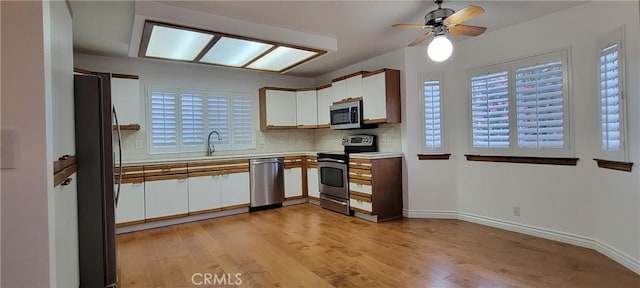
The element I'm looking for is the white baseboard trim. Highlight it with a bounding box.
[596,240,640,275]
[457,212,595,249]
[402,209,458,219]
[404,210,640,275]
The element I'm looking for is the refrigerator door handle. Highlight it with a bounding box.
[113,105,122,208]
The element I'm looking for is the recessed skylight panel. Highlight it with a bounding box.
[145,26,213,61]
[200,37,273,67]
[247,46,317,71]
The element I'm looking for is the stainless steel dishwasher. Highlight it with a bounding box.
[249,157,285,210]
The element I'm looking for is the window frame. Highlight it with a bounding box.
[467,49,572,157]
[419,72,445,154]
[146,86,256,154]
[597,27,627,162]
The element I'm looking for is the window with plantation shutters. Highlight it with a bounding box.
[598,29,626,161]
[150,90,177,151]
[231,95,254,148]
[180,92,204,147]
[469,50,571,157]
[420,73,445,153]
[148,87,256,153]
[515,61,564,149]
[471,71,509,148]
[207,93,230,146]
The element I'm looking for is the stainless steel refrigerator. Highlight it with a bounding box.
[74,73,121,288]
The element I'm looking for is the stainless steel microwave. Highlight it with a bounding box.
[330,100,362,130]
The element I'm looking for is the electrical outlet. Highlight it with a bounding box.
[135,140,143,149]
[513,206,521,216]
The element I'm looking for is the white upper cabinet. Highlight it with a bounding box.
[111,77,141,125]
[295,90,318,128]
[260,88,297,130]
[331,79,347,103]
[316,86,333,127]
[332,74,363,104]
[362,69,401,124]
[345,74,363,99]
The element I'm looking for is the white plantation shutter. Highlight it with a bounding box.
[423,80,442,149]
[149,87,256,153]
[231,95,254,148]
[515,61,564,149]
[180,92,204,147]
[207,93,230,145]
[471,71,509,148]
[600,43,622,151]
[150,90,177,149]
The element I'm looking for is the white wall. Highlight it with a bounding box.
[74,54,318,161]
[1,1,53,286]
[47,1,79,286]
[401,1,639,273]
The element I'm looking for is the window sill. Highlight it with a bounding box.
[593,158,633,172]
[417,153,451,160]
[464,155,578,166]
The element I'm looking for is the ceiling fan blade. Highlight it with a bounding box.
[408,31,434,47]
[392,24,434,29]
[449,24,487,37]
[443,5,485,25]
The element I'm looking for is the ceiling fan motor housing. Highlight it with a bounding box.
[425,8,454,26]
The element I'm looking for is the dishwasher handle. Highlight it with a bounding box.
[250,158,284,165]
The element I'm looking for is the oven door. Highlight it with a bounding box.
[317,158,349,199]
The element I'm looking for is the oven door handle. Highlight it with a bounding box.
[318,158,346,164]
[321,196,348,206]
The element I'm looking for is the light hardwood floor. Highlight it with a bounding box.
[117,204,640,287]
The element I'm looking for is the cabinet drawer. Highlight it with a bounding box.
[350,198,373,214]
[349,159,372,169]
[349,182,372,195]
[349,172,371,182]
[144,163,188,177]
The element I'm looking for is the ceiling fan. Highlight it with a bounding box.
[393,0,487,46]
[392,0,487,61]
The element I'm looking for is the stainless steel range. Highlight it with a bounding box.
[318,134,377,215]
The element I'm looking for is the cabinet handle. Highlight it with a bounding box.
[61,178,73,186]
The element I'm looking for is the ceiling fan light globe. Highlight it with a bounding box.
[427,35,453,62]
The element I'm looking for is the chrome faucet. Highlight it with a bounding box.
[207,130,222,156]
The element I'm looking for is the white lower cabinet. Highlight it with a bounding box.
[144,177,188,219]
[188,175,222,213]
[220,172,250,208]
[307,168,319,198]
[285,167,303,198]
[115,182,145,224]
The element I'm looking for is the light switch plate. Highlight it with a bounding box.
[1,129,19,169]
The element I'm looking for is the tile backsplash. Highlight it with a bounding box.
[117,124,402,162]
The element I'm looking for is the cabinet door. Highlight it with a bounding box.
[332,80,347,103]
[316,86,333,127]
[362,72,387,122]
[188,175,222,213]
[116,182,145,224]
[220,172,250,208]
[144,178,188,219]
[307,168,319,198]
[111,78,141,125]
[284,167,303,198]
[265,89,297,127]
[345,75,363,98]
[296,90,318,127]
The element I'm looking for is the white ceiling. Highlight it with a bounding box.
[70,1,586,78]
